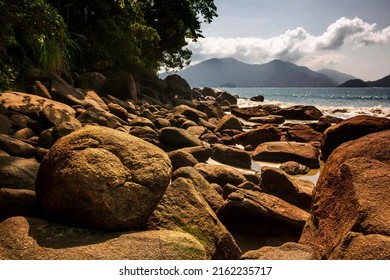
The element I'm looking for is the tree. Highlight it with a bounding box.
[0,0,73,90]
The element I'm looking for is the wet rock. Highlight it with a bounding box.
[249,95,265,102]
[279,161,310,175]
[35,126,172,230]
[0,216,206,260]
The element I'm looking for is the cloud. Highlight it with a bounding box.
[188,17,390,69]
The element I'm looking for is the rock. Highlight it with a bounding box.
[0,134,37,158]
[252,141,320,168]
[217,187,310,232]
[321,115,390,161]
[107,103,129,121]
[274,105,323,120]
[214,115,242,133]
[234,124,281,149]
[279,161,310,175]
[52,121,83,142]
[180,119,198,129]
[248,115,285,125]
[194,100,225,118]
[101,94,138,115]
[286,124,323,143]
[0,114,13,135]
[172,167,224,212]
[168,150,198,171]
[259,166,312,209]
[329,232,390,260]
[175,146,213,162]
[128,116,156,129]
[186,125,207,138]
[0,156,40,190]
[30,80,52,99]
[231,106,268,120]
[211,144,252,169]
[35,126,172,230]
[0,189,40,221]
[101,72,138,102]
[78,72,106,92]
[249,95,265,102]
[194,163,247,186]
[148,177,241,259]
[0,92,76,119]
[299,130,390,259]
[38,128,54,149]
[241,242,318,260]
[216,91,237,105]
[128,126,159,145]
[164,74,192,99]
[12,128,35,141]
[78,106,127,128]
[50,80,108,110]
[159,127,203,148]
[0,216,206,260]
[172,105,209,122]
[40,105,80,127]
[319,115,343,124]
[200,87,219,98]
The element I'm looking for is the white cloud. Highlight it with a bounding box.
[188,17,390,70]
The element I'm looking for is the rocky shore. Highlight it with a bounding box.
[0,71,389,260]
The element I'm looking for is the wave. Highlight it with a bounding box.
[237,98,390,119]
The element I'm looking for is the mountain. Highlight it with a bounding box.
[368,74,390,87]
[338,79,369,87]
[317,68,357,85]
[164,58,338,87]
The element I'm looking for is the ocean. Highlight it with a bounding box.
[218,87,390,119]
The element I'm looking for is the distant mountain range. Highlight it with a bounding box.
[160,57,389,88]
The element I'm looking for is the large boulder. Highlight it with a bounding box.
[211,144,252,169]
[0,216,206,260]
[148,177,241,259]
[78,72,106,92]
[100,72,138,102]
[286,124,323,143]
[299,130,390,259]
[0,156,40,190]
[0,92,76,118]
[164,74,192,99]
[35,126,172,230]
[252,141,320,168]
[321,115,390,161]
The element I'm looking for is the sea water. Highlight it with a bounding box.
[218,87,390,119]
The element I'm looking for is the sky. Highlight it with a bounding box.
[188,0,390,80]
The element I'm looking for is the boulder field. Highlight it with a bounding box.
[0,71,389,260]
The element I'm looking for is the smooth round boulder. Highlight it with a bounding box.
[35,126,172,230]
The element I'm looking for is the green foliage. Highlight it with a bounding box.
[0,0,217,90]
[0,0,75,90]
